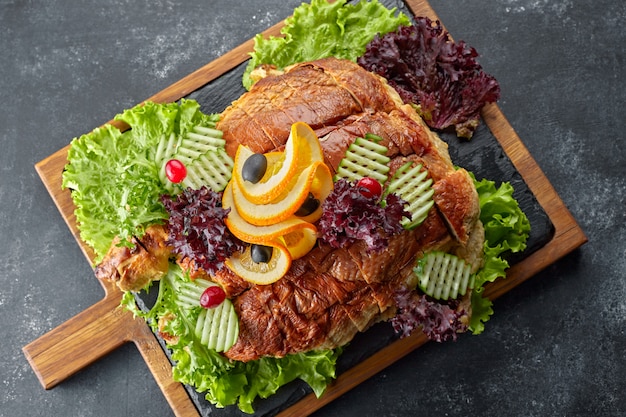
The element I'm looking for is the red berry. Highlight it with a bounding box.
[200,285,226,309]
[165,159,187,183]
[356,177,383,199]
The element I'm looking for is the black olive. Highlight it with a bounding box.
[242,153,267,183]
[295,192,320,217]
[250,244,273,263]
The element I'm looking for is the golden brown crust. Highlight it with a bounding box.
[94,224,171,292]
[432,168,481,245]
[215,58,484,361]
[95,58,484,362]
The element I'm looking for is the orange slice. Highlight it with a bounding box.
[232,122,324,205]
[280,226,318,260]
[225,241,291,285]
[295,162,334,223]
[223,182,316,244]
[223,122,329,283]
[290,121,324,166]
[233,160,330,226]
[263,151,283,169]
[232,137,299,205]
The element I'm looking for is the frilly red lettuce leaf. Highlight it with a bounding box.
[161,186,243,276]
[318,179,409,252]
[392,288,469,342]
[358,17,500,138]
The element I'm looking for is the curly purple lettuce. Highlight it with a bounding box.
[161,186,243,275]
[392,287,469,342]
[358,17,500,138]
[318,179,409,253]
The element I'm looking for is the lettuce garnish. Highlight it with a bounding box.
[242,0,410,89]
[358,18,501,138]
[391,175,530,341]
[122,265,341,414]
[318,178,409,253]
[62,99,218,261]
[161,186,243,276]
[469,175,531,334]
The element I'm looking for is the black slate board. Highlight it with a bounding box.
[135,0,554,415]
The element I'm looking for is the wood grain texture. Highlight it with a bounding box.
[22,279,126,389]
[24,0,587,416]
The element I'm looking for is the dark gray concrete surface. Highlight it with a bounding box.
[1,1,624,416]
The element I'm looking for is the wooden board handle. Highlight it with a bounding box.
[22,286,131,390]
[132,332,201,417]
[22,277,201,416]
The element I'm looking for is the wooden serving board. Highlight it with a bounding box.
[23,0,587,416]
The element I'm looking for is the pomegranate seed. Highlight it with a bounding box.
[200,286,226,309]
[356,177,383,199]
[165,159,187,183]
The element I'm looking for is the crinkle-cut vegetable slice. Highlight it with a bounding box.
[165,274,239,353]
[194,297,239,352]
[155,124,230,193]
[175,125,226,165]
[415,251,474,300]
[177,278,218,309]
[181,148,234,192]
[154,132,182,187]
[335,134,390,184]
[385,161,435,229]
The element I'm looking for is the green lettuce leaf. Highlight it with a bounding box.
[468,286,494,335]
[242,0,410,89]
[62,123,166,260]
[475,178,531,256]
[128,264,340,414]
[469,175,531,334]
[62,99,218,261]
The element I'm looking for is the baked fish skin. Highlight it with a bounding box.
[215,58,483,361]
[95,57,484,362]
